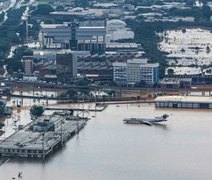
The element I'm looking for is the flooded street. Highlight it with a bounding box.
[0,89,60,140]
[0,104,212,180]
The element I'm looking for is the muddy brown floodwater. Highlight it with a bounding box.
[0,103,212,180]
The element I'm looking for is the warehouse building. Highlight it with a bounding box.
[40,22,106,53]
[155,96,212,109]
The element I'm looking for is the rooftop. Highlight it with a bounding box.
[113,62,127,67]
[106,43,138,49]
[155,95,212,103]
[0,113,85,151]
[127,58,148,64]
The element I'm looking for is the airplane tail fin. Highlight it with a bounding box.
[162,114,169,119]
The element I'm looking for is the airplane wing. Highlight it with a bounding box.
[124,119,153,126]
[140,121,152,126]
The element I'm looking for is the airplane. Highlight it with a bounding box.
[123,114,170,126]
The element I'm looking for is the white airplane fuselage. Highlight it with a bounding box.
[123,114,169,126]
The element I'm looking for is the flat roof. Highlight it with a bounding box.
[127,58,148,64]
[106,43,138,48]
[155,96,212,103]
[41,24,64,28]
[0,114,84,151]
[113,62,127,66]
[140,63,159,68]
[41,23,105,29]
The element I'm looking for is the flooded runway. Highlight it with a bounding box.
[0,104,212,180]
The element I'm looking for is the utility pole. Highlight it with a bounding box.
[60,119,64,145]
[26,17,28,43]
[82,95,84,118]
[42,132,45,161]
[94,88,97,117]
[77,118,79,135]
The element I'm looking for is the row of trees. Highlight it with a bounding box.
[0,7,26,72]
[168,5,212,22]
[125,0,212,6]
[6,46,32,74]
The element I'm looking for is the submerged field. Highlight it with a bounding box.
[158,28,212,75]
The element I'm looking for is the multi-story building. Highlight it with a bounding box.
[40,22,106,53]
[22,56,33,75]
[140,63,159,85]
[126,59,147,84]
[113,58,159,86]
[105,43,142,55]
[56,50,77,83]
[113,62,127,85]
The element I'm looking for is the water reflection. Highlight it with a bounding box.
[124,122,168,130]
[152,123,168,130]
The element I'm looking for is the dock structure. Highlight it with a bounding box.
[155,95,212,109]
[45,105,107,112]
[0,111,87,159]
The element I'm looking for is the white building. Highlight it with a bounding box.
[126,59,147,84]
[113,58,159,86]
[23,76,37,81]
[40,22,106,52]
[106,19,134,42]
[140,63,159,85]
[113,62,127,85]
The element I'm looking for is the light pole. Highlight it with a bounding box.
[82,94,85,118]
[42,132,45,161]
[60,120,65,145]
[77,118,79,135]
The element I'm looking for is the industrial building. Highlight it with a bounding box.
[106,43,142,55]
[163,74,212,85]
[50,8,96,19]
[155,96,212,109]
[113,58,159,86]
[0,112,87,159]
[40,22,106,53]
[160,77,192,89]
[22,56,33,75]
[106,19,134,42]
[56,50,77,83]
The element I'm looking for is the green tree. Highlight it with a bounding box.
[75,78,91,86]
[30,105,44,117]
[66,89,78,99]
[31,5,54,15]
[202,5,211,21]
[74,0,89,8]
